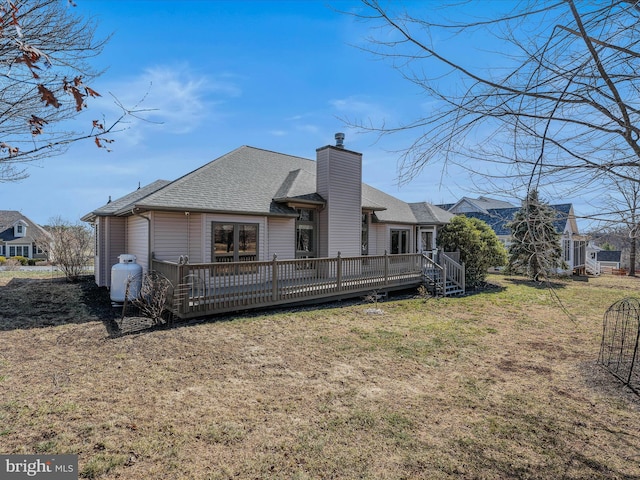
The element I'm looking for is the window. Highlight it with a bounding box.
[563,239,571,262]
[390,229,409,254]
[296,208,317,258]
[420,231,433,252]
[9,245,29,257]
[17,225,23,234]
[212,223,258,262]
[361,213,369,255]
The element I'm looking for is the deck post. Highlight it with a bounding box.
[336,252,342,291]
[178,262,188,316]
[384,250,389,286]
[443,258,447,295]
[271,254,279,302]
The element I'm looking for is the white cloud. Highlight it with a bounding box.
[269,130,287,136]
[329,95,392,128]
[92,64,242,144]
[296,124,320,134]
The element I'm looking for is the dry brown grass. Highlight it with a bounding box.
[1,272,639,479]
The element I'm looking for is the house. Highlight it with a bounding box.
[437,197,587,274]
[82,136,457,304]
[586,241,622,274]
[0,211,50,260]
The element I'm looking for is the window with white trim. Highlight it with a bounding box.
[9,245,29,257]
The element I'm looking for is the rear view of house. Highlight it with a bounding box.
[82,136,461,317]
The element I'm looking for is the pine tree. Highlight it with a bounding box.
[507,190,565,280]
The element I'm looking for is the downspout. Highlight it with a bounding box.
[132,208,152,273]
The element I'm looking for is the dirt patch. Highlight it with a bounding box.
[0,275,117,332]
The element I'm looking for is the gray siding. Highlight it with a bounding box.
[373,223,415,255]
[370,223,386,255]
[96,216,126,288]
[316,146,362,257]
[151,212,190,262]
[127,215,150,274]
[267,217,295,260]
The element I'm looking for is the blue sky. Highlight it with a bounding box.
[1,1,589,227]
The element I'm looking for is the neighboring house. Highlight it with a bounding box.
[586,241,622,274]
[82,137,455,290]
[0,211,50,260]
[438,196,517,214]
[437,197,587,274]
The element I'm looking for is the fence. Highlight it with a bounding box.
[598,297,640,394]
[151,252,458,319]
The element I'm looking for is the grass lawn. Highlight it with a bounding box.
[0,272,639,479]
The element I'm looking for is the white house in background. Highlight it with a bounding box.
[437,197,588,274]
[586,241,622,275]
[0,211,50,260]
[82,136,455,289]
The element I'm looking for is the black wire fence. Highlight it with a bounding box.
[598,297,640,395]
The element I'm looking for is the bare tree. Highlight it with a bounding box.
[594,169,640,275]
[0,0,126,182]
[40,216,93,281]
[352,1,640,207]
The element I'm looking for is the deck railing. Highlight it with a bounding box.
[152,253,428,319]
[440,252,465,294]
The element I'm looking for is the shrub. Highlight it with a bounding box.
[437,215,507,289]
[42,216,94,282]
[130,272,173,325]
[12,256,28,266]
[0,256,5,265]
[3,259,21,271]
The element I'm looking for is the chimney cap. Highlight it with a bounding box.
[335,132,345,148]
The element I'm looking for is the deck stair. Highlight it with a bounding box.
[422,252,465,297]
[585,256,600,276]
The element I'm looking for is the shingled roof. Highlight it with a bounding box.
[84,145,450,226]
[597,250,622,263]
[0,210,50,243]
[81,180,171,222]
[460,204,573,236]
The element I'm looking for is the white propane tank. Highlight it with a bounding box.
[110,254,143,303]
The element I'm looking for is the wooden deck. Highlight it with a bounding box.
[152,253,464,319]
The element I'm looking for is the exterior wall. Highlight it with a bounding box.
[369,223,415,255]
[370,223,386,256]
[94,219,104,286]
[126,215,150,275]
[95,216,126,288]
[151,211,203,263]
[316,145,362,257]
[365,213,378,255]
[267,216,295,260]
